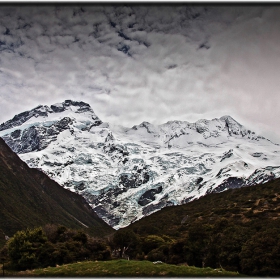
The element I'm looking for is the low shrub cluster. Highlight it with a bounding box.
[1,224,111,270]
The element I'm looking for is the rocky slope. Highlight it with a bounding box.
[1,100,280,229]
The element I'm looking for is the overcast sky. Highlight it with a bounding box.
[1,4,280,142]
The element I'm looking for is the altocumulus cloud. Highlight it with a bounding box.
[0,5,280,142]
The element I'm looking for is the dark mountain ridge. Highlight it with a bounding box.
[0,137,114,247]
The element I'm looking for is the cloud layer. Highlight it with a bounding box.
[0,5,280,142]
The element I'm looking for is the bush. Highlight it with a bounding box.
[86,238,111,260]
[141,235,165,255]
[8,227,47,270]
[6,225,111,270]
[147,247,167,262]
[112,230,139,258]
[240,229,280,276]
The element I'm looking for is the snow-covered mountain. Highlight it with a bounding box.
[1,99,280,229]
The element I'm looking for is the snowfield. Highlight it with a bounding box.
[1,100,280,229]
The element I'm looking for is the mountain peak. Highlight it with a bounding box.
[132,121,159,134]
[0,100,102,154]
[220,115,240,124]
[220,115,234,120]
[50,100,92,113]
[0,100,97,132]
[0,101,277,229]
[219,115,248,137]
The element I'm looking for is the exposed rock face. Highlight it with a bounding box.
[138,185,163,206]
[209,177,246,194]
[0,100,101,153]
[2,117,73,153]
[1,100,280,229]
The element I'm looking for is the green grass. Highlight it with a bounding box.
[14,260,243,277]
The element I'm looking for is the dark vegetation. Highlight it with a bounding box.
[1,225,111,271]
[2,178,280,277]
[113,177,280,276]
[0,137,114,249]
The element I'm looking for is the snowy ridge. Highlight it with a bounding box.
[1,100,280,229]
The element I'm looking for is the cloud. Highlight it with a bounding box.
[200,6,280,139]
[0,5,280,143]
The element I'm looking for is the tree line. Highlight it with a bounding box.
[112,217,280,276]
[1,218,280,276]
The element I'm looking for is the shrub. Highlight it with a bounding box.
[6,226,112,270]
[112,230,139,258]
[240,229,280,276]
[8,227,47,270]
[147,249,165,262]
[141,235,165,255]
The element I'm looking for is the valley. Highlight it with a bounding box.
[1,121,280,276]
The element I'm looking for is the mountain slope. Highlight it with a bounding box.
[1,99,280,229]
[122,176,280,236]
[0,137,114,246]
[114,177,280,275]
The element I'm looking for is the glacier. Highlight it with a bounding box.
[1,99,280,229]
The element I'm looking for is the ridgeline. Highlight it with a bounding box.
[0,137,114,248]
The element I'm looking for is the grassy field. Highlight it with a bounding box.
[9,259,243,277]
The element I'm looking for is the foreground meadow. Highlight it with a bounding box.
[11,259,242,277]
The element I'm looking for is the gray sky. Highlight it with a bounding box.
[1,4,280,142]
